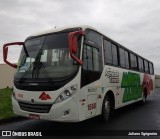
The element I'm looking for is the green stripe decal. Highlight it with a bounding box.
[121,72,142,103]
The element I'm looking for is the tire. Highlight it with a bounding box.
[102,95,111,122]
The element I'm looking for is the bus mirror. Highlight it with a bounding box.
[3,42,24,68]
[72,36,78,54]
[4,47,8,60]
[68,31,85,65]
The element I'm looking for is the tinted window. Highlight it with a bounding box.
[85,30,101,47]
[83,45,93,70]
[87,46,93,70]
[83,44,100,71]
[82,30,103,87]
[104,40,112,64]
[125,51,129,68]
[82,44,102,87]
[93,48,99,71]
[144,60,149,73]
[83,45,88,70]
[149,62,153,74]
[120,48,125,67]
[104,40,118,66]
[130,53,138,70]
[112,44,118,66]
[138,57,144,72]
[120,48,129,68]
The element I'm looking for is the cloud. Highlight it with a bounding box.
[0,0,160,74]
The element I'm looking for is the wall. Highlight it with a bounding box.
[0,64,15,89]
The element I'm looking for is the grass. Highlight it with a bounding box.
[0,88,16,120]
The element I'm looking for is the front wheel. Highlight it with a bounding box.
[101,95,111,122]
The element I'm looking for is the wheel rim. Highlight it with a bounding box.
[104,99,110,114]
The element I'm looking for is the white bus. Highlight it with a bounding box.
[3,26,155,122]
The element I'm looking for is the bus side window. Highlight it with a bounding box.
[125,50,129,68]
[103,40,118,66]
[149,63,154,74]
[130,53,138,70]
[119,48,125,68]
[112,44,118,66]
[149,62,153,74]
[104,40,112,64]
[138,57,144,72]
[84,29,103,72]
[144,60,149,73]
[120,48,129,69]
[83,44,99,71]
[81,44,101,87]
[93,47,100,71]
[83,45,88,70]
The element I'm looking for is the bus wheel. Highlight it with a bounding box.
[102,95,111,122]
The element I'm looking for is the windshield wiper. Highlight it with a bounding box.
[32,47,43,79]
[19,62,54,85]
[31,46,54,85]
[19,39,54,85]
[37,62,54,85]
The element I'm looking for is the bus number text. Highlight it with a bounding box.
[88,103,96,110]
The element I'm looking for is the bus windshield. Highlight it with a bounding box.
[15,32,80,82]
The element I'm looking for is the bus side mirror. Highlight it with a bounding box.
[3,42,24,68]
[68,31,85,65]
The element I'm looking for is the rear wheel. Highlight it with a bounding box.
[102,95,111,122]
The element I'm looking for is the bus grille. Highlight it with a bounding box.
[18,101,52,113]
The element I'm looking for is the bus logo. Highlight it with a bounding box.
[105,68,119,83]
[39,92,51,100]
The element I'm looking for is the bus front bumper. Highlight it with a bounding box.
[12,96,79,122]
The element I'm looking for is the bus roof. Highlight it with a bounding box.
[29,25,123,50]
[28,25,153,64]
[30,25,98,37]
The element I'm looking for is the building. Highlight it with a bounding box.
[0,64,15,89]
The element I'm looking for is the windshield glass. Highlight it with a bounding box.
[15,33,80,81]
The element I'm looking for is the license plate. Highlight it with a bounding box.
[29,114,40,120]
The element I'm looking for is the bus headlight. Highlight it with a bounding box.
[55,85,78,103]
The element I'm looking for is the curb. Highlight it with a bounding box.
[0,116,28,125]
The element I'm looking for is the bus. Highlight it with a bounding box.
[3,26,155,122]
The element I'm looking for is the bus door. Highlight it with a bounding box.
[80,29,103,118]
[81,43,102,117]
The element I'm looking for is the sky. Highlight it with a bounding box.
[0,0,160,75]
